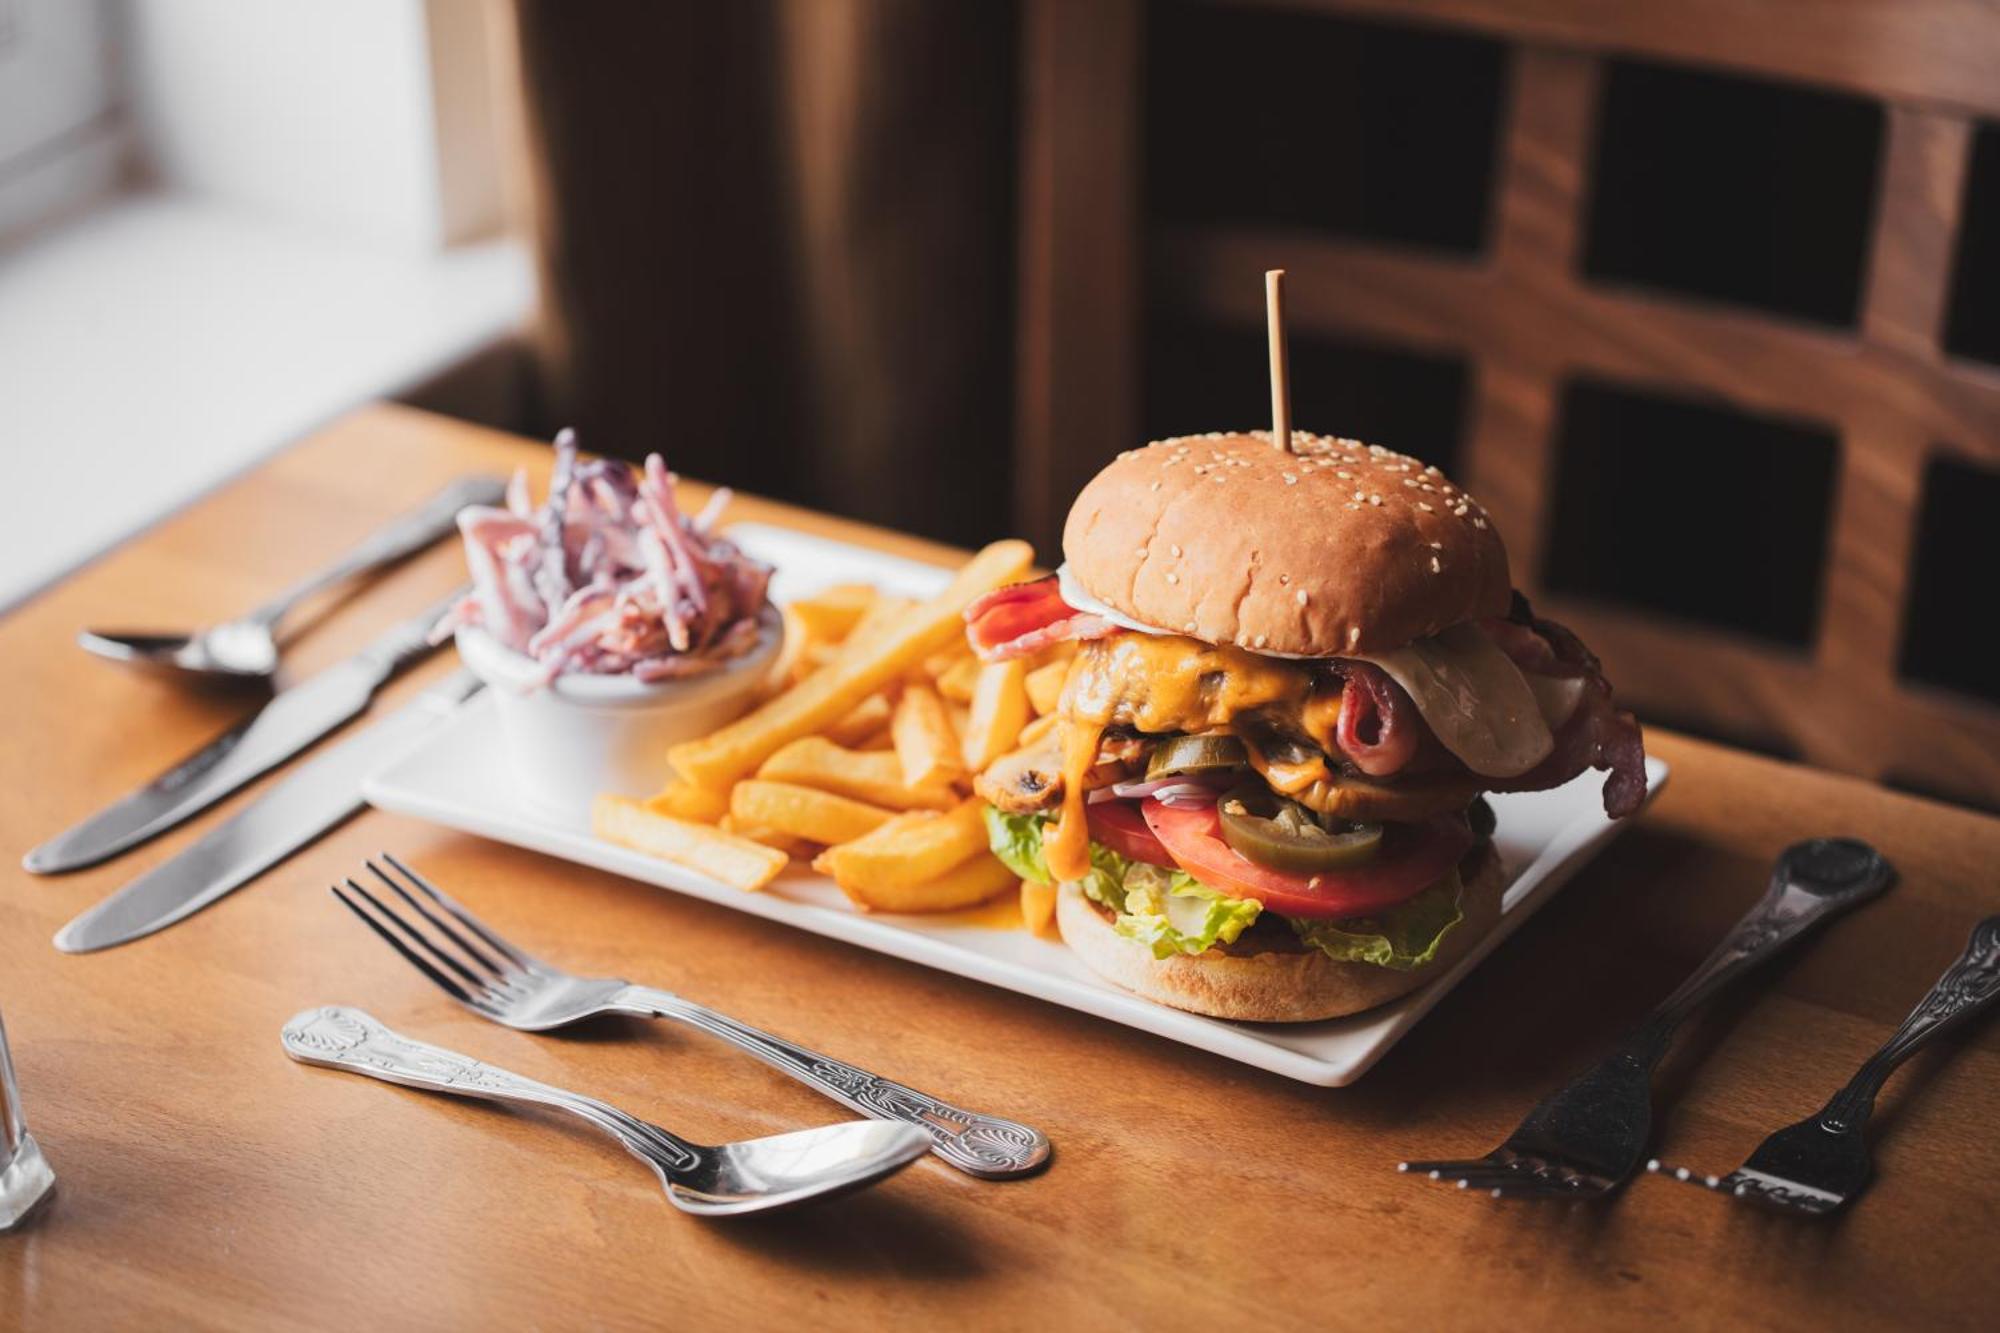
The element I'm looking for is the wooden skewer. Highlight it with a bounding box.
[1265,269,1292,454]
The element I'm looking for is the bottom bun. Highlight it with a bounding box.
[1056,842,1503,1023]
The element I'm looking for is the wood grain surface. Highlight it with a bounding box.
[2,405,1997,1330]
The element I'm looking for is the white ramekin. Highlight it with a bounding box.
[455,604,783,823]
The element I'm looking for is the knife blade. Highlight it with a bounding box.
[24,588,466,874]
[53,670,484,953]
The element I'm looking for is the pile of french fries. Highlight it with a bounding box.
[591,539,1072,935]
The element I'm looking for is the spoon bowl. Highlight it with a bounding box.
[663,1120,934,1216]
[77,475,503,688]
[78,621,281,686]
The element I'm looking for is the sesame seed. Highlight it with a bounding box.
[1296,589,1309,606]
[1336,470,1352,480]
[1253,633,1268,648]
[1368,494,1383,506]
[1353,491,1366,502]
[1349,626,1361,647]
[1212,475,1226,484]
[1278,573,1290,584]
[1403,478,1418,487]
[1283,473,1297,485]
[1135,547,1148,559]
[1165,572,1179,584]
[1170,544,1182,557]
[1473,516,1488,529]
[1454,504,1469,516]
[1150,480,1161,491]
[1425,466,1441,477]
[1430,556,1442,573]
[1184,621,1197,633]
[1417,501,1433,512]
[1428,540,1443,550]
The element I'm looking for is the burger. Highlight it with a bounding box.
[962,431,1647,1023]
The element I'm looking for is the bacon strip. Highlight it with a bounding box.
[1336,662,1420,778]
[964,575,1119,661]
[1481,609,1647,817]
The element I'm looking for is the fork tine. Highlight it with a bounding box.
[1401,1159,1576,1199]
[366,858,513,980]
[1399,1158,1502,1178]
[340,876,495,994]
[380,851,534,972]
[1646,1159,1727,1192]
[331,883,480,1004]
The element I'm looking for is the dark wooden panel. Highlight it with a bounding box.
[1217,0,2000,119]
[1015,0,1143,558]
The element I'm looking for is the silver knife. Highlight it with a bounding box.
[25,589,466,874]
[53,670,484,952]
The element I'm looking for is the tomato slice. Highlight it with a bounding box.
[1084,798,1177,867]
[1140,798,1472,918]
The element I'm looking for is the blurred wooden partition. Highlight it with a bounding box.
[510,0,1017,549]
[1018,0,2000,809]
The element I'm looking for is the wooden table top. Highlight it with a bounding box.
[3,404,1997,1330]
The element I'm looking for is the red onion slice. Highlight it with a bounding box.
[1105,775,1227,805]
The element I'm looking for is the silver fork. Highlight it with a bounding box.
[1649,913,2000,1215]
[333,853,1051,1179]
[1399,839,1895,1199]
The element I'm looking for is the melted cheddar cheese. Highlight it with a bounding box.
[1042,631,1345,881]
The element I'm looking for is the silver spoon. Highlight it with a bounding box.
[281,1007,933,1216]
[79,475,503,686]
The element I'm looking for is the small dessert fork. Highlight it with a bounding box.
[1650,913,2000,1215]
[333,853,1051,1179]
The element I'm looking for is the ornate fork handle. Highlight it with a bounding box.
[1627,839,1894,1064]
[280,1006,699,1172]
[1820,915,2000,1130]
[621,986,1051,1178]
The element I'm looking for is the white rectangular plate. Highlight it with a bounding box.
[364,523,1668,1086]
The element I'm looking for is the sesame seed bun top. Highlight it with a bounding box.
[1060,431,1513,657]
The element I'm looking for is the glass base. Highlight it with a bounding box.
[1,1132,55,1229]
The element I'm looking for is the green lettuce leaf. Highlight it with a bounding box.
[983,805,1053,884]
[980,805,1259,957]
[1288,871,1466,972]
[1113,862,1263,959]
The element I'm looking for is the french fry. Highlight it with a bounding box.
[835,594,917,661]
[810,798,989,891]
[644,781,730,824]
[730,780,896,845]
[824,691,893,747]
[825,848,1017,913]
[961,658,1030,771]
[1020,880,1058,937]
[892,681,964,789]
[593,795,788,891]
[948,701,971,739]
[855,726,896,752]
[935,655,981,703]
[757,736,956,811]
[1016,712,1059,749]
[921,646,972,679]
[787,583,877,643]
[667,539,1033,788]
[762,604,816,695]
[716,814,815,859]
[1024,658,1069,716]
